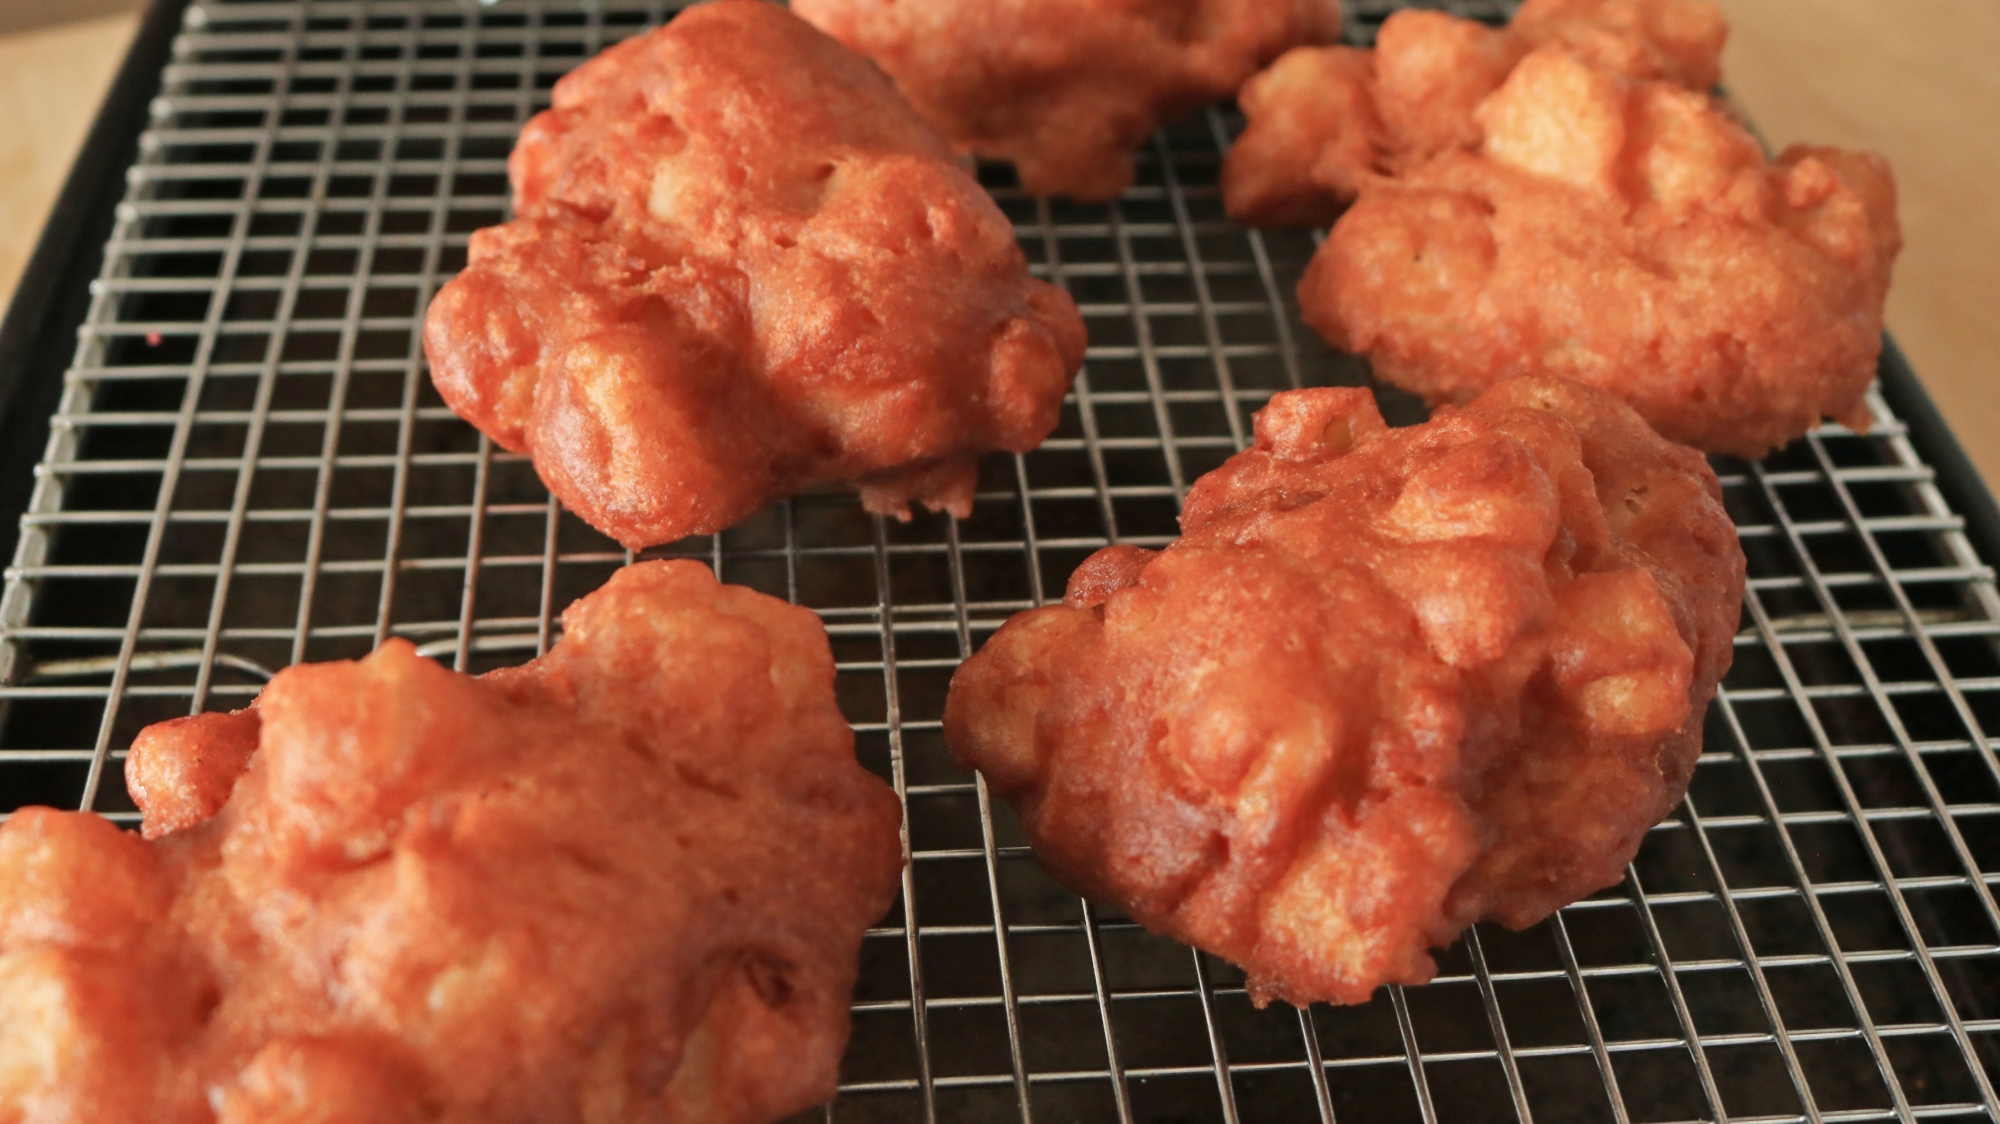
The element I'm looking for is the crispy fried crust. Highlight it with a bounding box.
[1304,69,1899,456]
[1223,45,1382,229]
[422,0,1085,549]
[943,377,1744,1006]
[1,561,903,1123]
[1221,0,1898,457]
[794,0,1343,200]
[1224,0,1727,226]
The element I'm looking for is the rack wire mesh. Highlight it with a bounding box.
[2,1,1998,1121]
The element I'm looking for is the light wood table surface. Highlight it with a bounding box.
[0,12,139,315]
[1,3,1995,483]
[1711,0,2000,485]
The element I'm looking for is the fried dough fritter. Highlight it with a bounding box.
[1,561,903,1123]
[1305,52,1899,456]
[1222,44,1383,229]
[793,0,1344,201]
[1223,0,1726,226]
[423,0,1085,550]
[1221,0,1898,457]
[943,377,1744,1006]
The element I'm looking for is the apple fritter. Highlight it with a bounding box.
[423,0,1085,549]
[1302,44,1898,456]
[1223,0,1898,456]
[944,377,1743,1006]
[2,561,903,1123]
[1224,0,1727,226]
[795,0,1343,200]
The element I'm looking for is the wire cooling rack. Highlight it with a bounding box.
[2,2,1997,1122]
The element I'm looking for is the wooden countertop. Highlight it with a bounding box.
[0,12,138,316]
[2,3,1995,484]
[1712,0,2000,486]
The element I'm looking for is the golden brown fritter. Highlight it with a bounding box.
[1,561,904,1123]
[1221,0,1896,456]
[1303,49,1898,457]
[423,0,1085,550]
[943,377,1743,1006]
[126,706,260,840]
[1222,44,1382,229]
[1223,0,1726,226]
[793,0,1344,200]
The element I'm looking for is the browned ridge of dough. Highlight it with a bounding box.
[944,377,1745,1006]
[1225,0,1730,228]
[795,0,1344,201]
[0,561,904,1124]
[1223,0,1899,458]
[423,0,1085,550]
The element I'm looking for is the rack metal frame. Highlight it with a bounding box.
[1,2,1996,1122]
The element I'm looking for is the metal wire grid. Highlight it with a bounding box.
[0,1,1996,1122]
